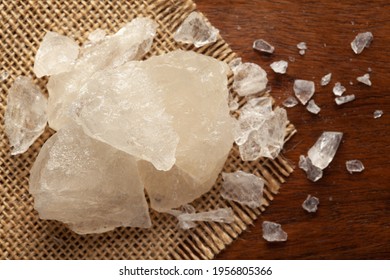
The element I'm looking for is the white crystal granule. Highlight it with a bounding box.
[173,11,219,48]
[253,39,275,54]
[356,73,372,86]
[221,171,264,208]
[262,221,288,242]
[321,73,332,86]
[33,31,79,78]
[335,94,355,105]
[302,195,320,213]
[231,62,268,96]
[282,96,299,108]
[373,110,383,118]
[5,76,47,155]
[306,99,321,114]
[270,60,288,74]
[346,160,365,174]
[351,31,373,54]
[333,82,346,96]
[293,79,315,105]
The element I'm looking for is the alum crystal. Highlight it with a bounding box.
[308,131,343,170]
[351,32,373,54]
[293,79,315,105]
[306,99,321,114]
[335,94,355,105]
[302,195,319,213]
[346,160,365,174]
[0,70,9,81]
[299,155,323,182]
[176,208,234,230]
[221,171,264,208]
[270,60,288,74]
[373,110,383,118]
[297,42,307,55]
[283,96,299,108]
[173,12,219,48]
[333,82,346,96]
[321,73,332,86]
[231,61,268,96]
[262,221,288,242]
[356,73,371,86]
[5,76,47,155]
[253,39,275,54]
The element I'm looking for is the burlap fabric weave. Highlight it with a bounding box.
[0,0,296,259]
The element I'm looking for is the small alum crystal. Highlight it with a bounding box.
[333,82,346,96]
[306,99,321,114]
[282,96,299,108]
[299,155,323,182]
[297,42,307,55]
[351,32,373,54]
[346,160,365,174]
[270,60,288,74]
[0,71,9,81]
[373,110,383,118]
[176,208,235,230]
[356,73,371,86]
[293,79,315,105]
[262,221,288,242]
[335,94,355,105]
[321,73,332,86]
[302,195,319,213]
[253,39,275,54]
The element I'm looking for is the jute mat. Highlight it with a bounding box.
[0,0,296,259]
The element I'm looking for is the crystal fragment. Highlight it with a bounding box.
[221,171,264,208]
[173,12,219,48]
[373,110,383,118]
[29,124,151,234]
[33,31,79,78]
[321,73,332,86]
[297,42,307,55]
[253,39,275,54]
[333,82,346,96]
[176,208,234,229]
[282,96,299,108]
[47,17,158,130]
[299,155,323,182]
[270,60,288,74]
[346,160,365,174]
[302,195,319,213]
[262,221,288,242]
[231,61,268,96]
[335,94,355,105]
[299,49,306,55]
[308,131,343,170]
[87,28,106,42]
[229,98,239,111]
[228,57,242,71]
[5,76,47,155]
[293,79,315,105]
[356,73,371,86]
[0,71,9,81]
[351,32,373,54]
[306,99,321,114]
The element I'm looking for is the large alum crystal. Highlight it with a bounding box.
[29,124,151,234]
[47,17,158,130]
[5,76,47,155]
[308,131,343,170]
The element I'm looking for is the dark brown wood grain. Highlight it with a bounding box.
[196,0,390,259]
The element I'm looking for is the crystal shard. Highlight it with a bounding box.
[262,221,288,242]
[299,155,323,182]
[321,73,332,86]
[33,31,79,78]
[333,82,346,96]
[373,110,383,118]
[302,195,319,213]
[253,39,275,54]
[5,76,47,155]
[346,160,365,174]
[173,12,219,48]
[282,96,299,108]
[0,70,9,81]
[221,171,264,208]
[306,99,321,114]
[308,131,343,170]
[351,32,373,54]
[232,62,268,96]
[47,17,158,130]
[293,79,315,105]
[356,73,371,86]
[29,124,151,234]
[270,60,288,74]
[297,42,307,55]
[335,94,355,105]
[176,208,234,230]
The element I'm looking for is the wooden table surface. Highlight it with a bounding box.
[196,0,390,259]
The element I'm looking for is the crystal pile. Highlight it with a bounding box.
[230,60,268,96]
[221,171,264,208]
[270,60,288,74]
[253,39,275,54]
[333,82,346,96]
[356,73,372,86]
[293,79,315,105]
[5,76,47,155]
[335,94,355,105]
[320,73,332,86]
[302,195,320,213]
[23,18,236,234]
[306,99,321,114]
[345,160,365,174]
[173,11,219,48]
[283,96,299,108]
[262,221,288,242]
[351,31,373,54]
[373,110,383,118]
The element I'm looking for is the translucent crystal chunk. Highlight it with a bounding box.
[232,62,268,96]
[262,221,288,242]
[297,42,307,50]
[33,31,79,78]
[333,82,346,96]
[176,208,234,230]
[299,155,323,182]
[346,160,365,174]
[29,124,151,234]
[351,32,373,54]
[173,12,219,48]
[229,97,239,111]
[0,70,9,81]
[282,96,299,108]
[306,99,321,114]
[5,76,47,155]
[293,79,315,105]
[321,73,332,86]
[270,60,288,74]
[308,131,343,170]
[253,39,275,54]
[373,110,383,118]
[302,195,319,213]
[221,171,264,208]
[335,94,355,105]
[356,73,371,86]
